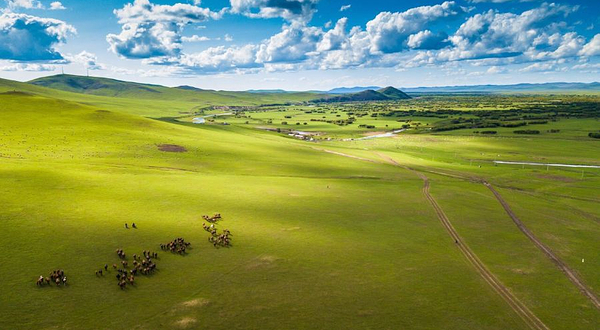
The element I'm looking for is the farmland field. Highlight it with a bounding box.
[0,77,599,330]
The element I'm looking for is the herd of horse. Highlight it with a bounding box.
[201,214,232,247]
[36,269,66,287]
[35,213,233,289]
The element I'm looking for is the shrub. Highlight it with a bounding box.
[501,122,528,128]
[589,132,600,139]
[480,130,497,134]
[513,130,540,134]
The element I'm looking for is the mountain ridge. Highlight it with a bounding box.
[327,86,381,94]
[315,86,411,102]
[26,74,320,104]
[401,82,600,93]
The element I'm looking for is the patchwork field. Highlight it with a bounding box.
[0,78,599,329]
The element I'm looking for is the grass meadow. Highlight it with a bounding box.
[0,82,599,329]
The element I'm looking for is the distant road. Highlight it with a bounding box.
[494,161,600,169]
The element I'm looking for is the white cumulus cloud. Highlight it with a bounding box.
[49,1,65,10]
[366,1,464,53]
[5,0,43,10]
[229,0,319,23]
[0,12,75,61]
[580,34,600,57]
[106,0,221,59]
[67,51,104,70]
[0,62,55,71]
[182,35,210,42]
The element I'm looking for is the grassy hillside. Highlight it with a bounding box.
[378,86,411,99]
[29,74,319,104]
[0,76,320,118]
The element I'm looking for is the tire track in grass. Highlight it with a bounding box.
[319,147,599,313]
[378,154,549,330]
[485,183,600,310]
[316,148,548,330]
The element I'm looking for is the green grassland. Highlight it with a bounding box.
[0,77,599,329]
[1,76,318,118]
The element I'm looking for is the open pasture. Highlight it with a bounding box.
[1,85,599,329]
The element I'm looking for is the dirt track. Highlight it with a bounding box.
[485,183,600,310]
[380,155,549,330]
[317,148,549,329]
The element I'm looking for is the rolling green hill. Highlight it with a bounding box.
[0,76,320,118]
[29,74,168,97]
[29,74,320,104]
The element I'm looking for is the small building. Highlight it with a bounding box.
[193,117,206,124]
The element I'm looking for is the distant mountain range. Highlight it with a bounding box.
[327,86,382,94]
[402,82,600,93]
[321,82,600,94]
[316,86,411,102]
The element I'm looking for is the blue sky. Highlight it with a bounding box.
[0,0,599,90]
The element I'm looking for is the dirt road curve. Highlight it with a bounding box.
[485,183,600,310]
